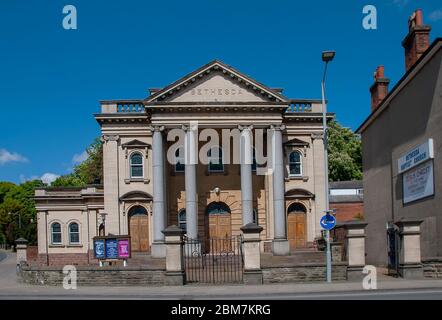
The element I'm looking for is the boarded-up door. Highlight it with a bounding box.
[288,213,306,250]
[130,215,150,252]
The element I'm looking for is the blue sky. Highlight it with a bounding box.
[1,0,441,184]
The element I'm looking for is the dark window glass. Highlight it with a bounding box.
[178,209,186,231]
[130,153,143,178]
[175,148,185,172]
[208,148,224,172]
[51,223,62,244]
[207,202,230,215]
[69,223,80,244]
[289,151,302,176]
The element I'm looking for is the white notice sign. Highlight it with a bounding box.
[398,139,434,174]
[403,160,434,204]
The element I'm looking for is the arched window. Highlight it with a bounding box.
[287,202,307,214]
[207,202,231,215]
[289,151,302,176]
[68,222,80,244]
[175,148,185,173]
[51,222,62,244]
[208,147,224,173]
[178,209,186,231]
[130,153,143,178]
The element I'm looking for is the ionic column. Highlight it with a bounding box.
[239,125,254,225]
[150,125,166,258]
[183,124,198,240]
[271,124,290,255]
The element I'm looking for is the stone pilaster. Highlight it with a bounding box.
[182,124,198,240]
[239,125,254,226]
[150,125,166,258]
[344,221,367,280]
[15,238,28,270]
[241,223,264,284]
[271,124,289,256]
[162,225,186,286]
[395,218,424,279]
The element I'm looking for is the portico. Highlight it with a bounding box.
[34,60,332,265]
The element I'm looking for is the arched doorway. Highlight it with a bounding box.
[287,202,307,250]
[206,202,231,252]
[128,206,149,253]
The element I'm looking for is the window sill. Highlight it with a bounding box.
[285,176,309,182]
[49,244,65,248]
[124,178,150,184]
[67,244,83,248]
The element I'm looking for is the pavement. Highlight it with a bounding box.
[1,249,442,300]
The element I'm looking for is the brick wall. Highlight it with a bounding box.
[423,259,442,278]
[330,202,364,222]
[26,246,39,263]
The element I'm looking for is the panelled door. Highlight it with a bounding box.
[206,202,232,253]
[287,213,306,250]
[128,206,150,253]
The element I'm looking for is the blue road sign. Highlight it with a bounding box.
[320,214,336,230]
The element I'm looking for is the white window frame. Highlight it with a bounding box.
[50,222,63,245]
[130,152,144,179]
[68,221,81,245]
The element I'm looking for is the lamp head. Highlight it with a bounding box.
[322,51,336,62]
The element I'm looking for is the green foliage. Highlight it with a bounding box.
[0,180,44,245]
[327,120,362,181]
[52,137,103,187]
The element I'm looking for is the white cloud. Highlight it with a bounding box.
[429,9,442,22]
[72,151,88,164]
[0,149,29,165]
[20,172,60,185]
[40,173,60,184]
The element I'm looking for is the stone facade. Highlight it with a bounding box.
[262,264,347,283]
[35,60,332,265]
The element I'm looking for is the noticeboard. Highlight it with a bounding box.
[93,235,131,260]
[403,160,434,204]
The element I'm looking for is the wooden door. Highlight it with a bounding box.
[130,215,150,252]
[287,212,306,250]
[207,215,231,252]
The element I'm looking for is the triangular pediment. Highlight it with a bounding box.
[146,60,287,104]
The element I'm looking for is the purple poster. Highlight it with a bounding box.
[118,239,130,258]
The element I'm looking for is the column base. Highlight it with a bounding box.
[165,271,185,286]
[347,266,364,281]
[151,242,166,258]
[272,239,290,256]
[244,270,263,285]
[398,263,423,279]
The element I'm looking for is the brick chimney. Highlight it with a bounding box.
[370,66,390,112]
[402,9,431,71]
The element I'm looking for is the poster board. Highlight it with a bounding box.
[93,235,131,260]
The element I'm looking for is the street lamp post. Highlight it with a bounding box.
[321,50,335,283]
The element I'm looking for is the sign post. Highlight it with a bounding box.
[320,212,337,283]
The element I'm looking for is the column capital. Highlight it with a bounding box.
[149,125,165,133]
[270,124,286,131]
[311,132,324,140]
[101,134,120,142]
[181,123,198,132]
[238,124,254,131]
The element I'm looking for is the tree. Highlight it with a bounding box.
[52,137,103,187]
[327,120,362,181]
